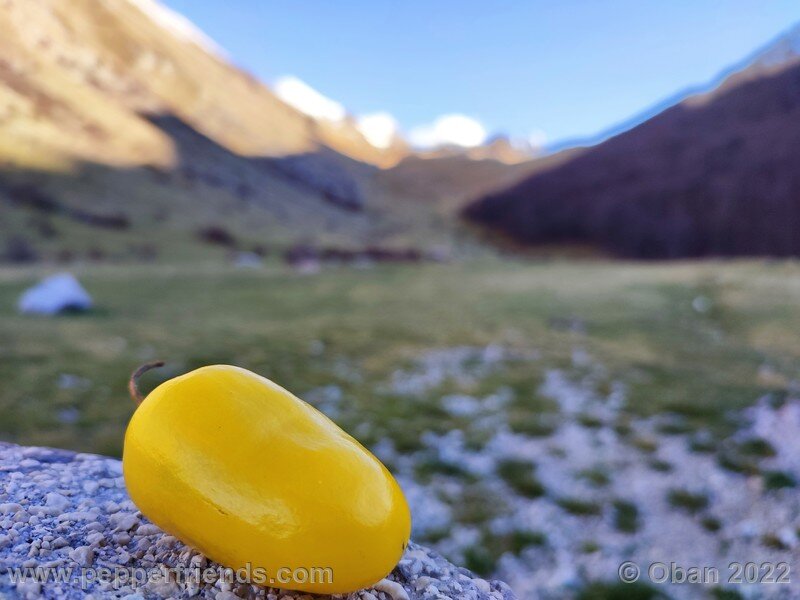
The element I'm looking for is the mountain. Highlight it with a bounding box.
[0,0,394,167]
[0,0,379,263]
[412,135,539,165]
[380,149,572,217]
[746,23,800,73]
[0,0,539,263]
[547,24,800,154]
[464,25,800,258]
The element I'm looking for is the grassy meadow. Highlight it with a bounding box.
[1,258,797,456]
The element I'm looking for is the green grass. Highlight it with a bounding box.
[496,459,546,498]
[2,258,800,460]
[483,529,547,557]
[716,437,777,476]
[716,451,760,476]
[580,541,601,554]
[667,489,710,514]
[452,485,509,525]
[761,533,789,551]
[762,470,796,490]
[630,437,659,454]
[577,581,668,600]
[647,458,673,472]
[700,516,722,532]
[709,589,744,600]
[414,458,476,482]
[736,437,776,457]
[656,417,693,435]
[688,435,717,453]
[507,412,558,437]
[557,497,603,517]
[465,528,548,575]
[577,413,604,429]
[463,545,496,576]
[612,499,640,533]
[577,466,612,487]
[506,530,547,553]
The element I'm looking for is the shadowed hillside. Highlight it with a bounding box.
[0,113,435,263]
[1,109,540,263]
[379,150,575,215]
[465,51,800,258]
[0,0,540,262]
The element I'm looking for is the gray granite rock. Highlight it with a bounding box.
[0,443,515,600]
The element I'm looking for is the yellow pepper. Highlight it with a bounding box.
[123,363,411,594]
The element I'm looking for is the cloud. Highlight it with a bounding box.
[528,129,548,149]
[408,114,487,149]
[506,129,548,155]
[274,76,346,122]
[356,112,399,149]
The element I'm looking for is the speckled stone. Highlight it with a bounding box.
[0,443,516,599]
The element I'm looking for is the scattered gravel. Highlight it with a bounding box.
[0,442,515,600]
[386,350,800,599]
[5,344,798,599]
[388,346,536,397]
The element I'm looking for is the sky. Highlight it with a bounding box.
[162,0,800,149]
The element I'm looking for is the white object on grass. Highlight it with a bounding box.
[18,273,93,315]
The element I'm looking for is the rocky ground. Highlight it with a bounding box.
[365,346,800,599]
[3,344,799,600]
[0,442,515,600]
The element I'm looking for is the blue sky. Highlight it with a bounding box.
[163,0,800,148]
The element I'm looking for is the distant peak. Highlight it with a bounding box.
[273,76,347,122]
[747,21,800,71]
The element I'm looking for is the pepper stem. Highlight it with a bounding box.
[128,361,165,405]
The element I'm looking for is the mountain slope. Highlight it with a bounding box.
[380,150,573,216]
[0,0,435,262]
[0,0,546,263]
[465,31,800,258]
[0,0,394,167]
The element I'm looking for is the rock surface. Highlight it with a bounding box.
[0,443,515,600]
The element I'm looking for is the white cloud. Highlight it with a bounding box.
[408,114,487,149]
[507,129,548,154]
[273,76,346,122]
[528,129,548,148]
[356,112,399,149]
